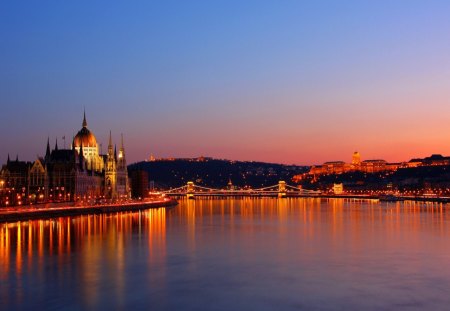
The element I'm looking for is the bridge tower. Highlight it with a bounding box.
[186,181,195,199]
[278,181,287,198]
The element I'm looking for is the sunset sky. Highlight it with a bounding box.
[1,1,450,165]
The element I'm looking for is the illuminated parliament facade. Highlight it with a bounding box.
[0,113,129,205]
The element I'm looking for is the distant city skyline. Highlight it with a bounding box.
[1,1,450,165]
[2,110,448,167]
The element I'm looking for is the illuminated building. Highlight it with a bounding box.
[72,111,104,172]
[0,112,130,206]
[310,161,352,175]
[105,131,118,199]
[71,113,129,200]
[0,155,28,190]
[308,152,398,176]
[227,178,234,190]
[333,183,344,194]
[28,157,48,203]
[308,152,450,178]
[116,134,128,198]
[0,155,29,205]
[323,161,349,174]
[352,151,361,167]
[44,139,103,202]
[360,160,387,173]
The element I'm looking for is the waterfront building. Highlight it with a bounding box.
[0,156,29,205]
[0,155,29,191]
[0,112,130,206]
[116,134,128,197]
[72,111,104,172]
[72,113,129,200]
[28,157,48,203]
[333,183,344,194]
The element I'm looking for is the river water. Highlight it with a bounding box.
[1,198,450,310]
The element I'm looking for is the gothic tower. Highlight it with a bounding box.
[116,134,129,198]
[105,131,117,199]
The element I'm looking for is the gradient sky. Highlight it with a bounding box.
[1,1,450,165]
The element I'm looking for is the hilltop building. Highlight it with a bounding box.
[352,151,361,167]
[308,152,401,177]
[407,154,450,167]
[307,152,450,179]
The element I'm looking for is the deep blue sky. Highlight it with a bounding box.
[2,1,450,164]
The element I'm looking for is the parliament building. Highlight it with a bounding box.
[0,113,130,205]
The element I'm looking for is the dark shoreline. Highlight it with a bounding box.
[0,199,178,223]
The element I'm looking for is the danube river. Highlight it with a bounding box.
[1,198,450,310]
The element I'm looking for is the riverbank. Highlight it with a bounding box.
[0,198,178,223]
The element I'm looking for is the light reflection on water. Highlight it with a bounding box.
[1,199,450,310]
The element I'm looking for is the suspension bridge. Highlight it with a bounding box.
[161,181,321,199]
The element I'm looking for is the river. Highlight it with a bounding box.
[1,198,450,310]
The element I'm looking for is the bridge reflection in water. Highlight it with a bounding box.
[1,199,450,310]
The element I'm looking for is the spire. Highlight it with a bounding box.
[114,144,117,161]
[16,154,18,162]
[55,138,58,151]
[119,133,126,162]
[108,130,113,156]
[7,153,10,164]
[45,137,51,159]
[82,108,87,128]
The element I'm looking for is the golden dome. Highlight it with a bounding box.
[73,112,97,148]
[73,127,97,148]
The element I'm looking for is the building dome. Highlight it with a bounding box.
[352,151,361,165]
[73,127,97,148]
[73,112,98,148]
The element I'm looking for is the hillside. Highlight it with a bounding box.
[128,158,308,189]
[302,165,450,192]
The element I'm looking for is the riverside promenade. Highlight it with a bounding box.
[0,198,178,223]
